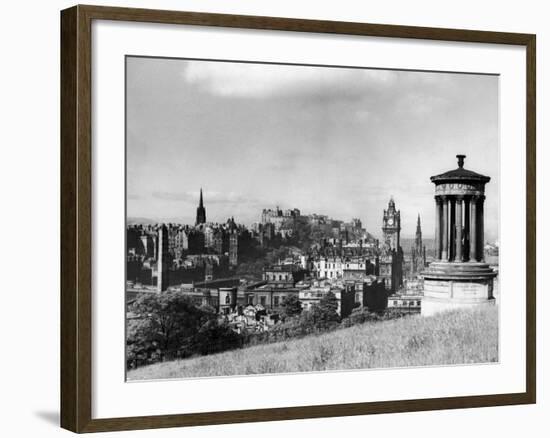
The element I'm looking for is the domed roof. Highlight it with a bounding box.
[430,155,490,184]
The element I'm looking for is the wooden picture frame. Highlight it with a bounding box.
[60,4,536,433]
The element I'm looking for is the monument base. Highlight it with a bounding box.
[421,261,497,317]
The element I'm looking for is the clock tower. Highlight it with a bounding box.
[379,197,404,292]
[382,197,401,251]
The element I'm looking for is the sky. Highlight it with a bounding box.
[126,57,499,241]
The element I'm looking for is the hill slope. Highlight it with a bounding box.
[127,306,498,380]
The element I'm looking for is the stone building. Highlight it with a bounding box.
[387,294,422,313]
[155,224,169,292]
[379,197,404,292]
[262,264,305,286]
[261,206,300,233]
[411,214,427,276]
[229,230,238,267]
[187,228,205,254]
[167,225,188,259]
[204,225,214,249]
[213,229,223,254]
[298,280,356,318]
[244,265,307,311]
[139,233,156,258]
[422,155,497,316]
[166,284,221,309]
[246,284,300,311]
[219,287,238,314]
[316,256,373,280]
[362,278,388,312]
[126,254,144,284]
[315,256,344,280]
[127,225,157,259]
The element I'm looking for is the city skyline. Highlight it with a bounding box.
[129,190,440,240]
[127,57,499,241]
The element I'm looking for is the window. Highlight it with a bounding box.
[393,301,398,306]
[248,295,254,304]
[417,301,421,306]
[225,295,230,304]
[260,296,266,306]
[274,296,280,307]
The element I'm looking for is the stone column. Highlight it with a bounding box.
[435,196,442,260]
[479,195,485,262]
[470,196,478,262]
[449,195,456,262]
[468,196,472,262]
[441,196,449,261]
[157,224,169,292]
[455,196,463,262]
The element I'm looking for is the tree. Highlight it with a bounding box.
[295,291,340,332]
[126,317,159,368]
[127,291,214,364]
[198,302,217,315]
[317,291,341,325]
[265,247,290,265]
[192,320,243,355]
[236,259,266,279]
[282,294,302,318]
[290,222,314,252]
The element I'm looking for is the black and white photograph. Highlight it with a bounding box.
[125,56,500,380]
[0,0,543,435]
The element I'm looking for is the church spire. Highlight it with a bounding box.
[195,188,206,225]
[411,213,426,275]
[415,214,423,248]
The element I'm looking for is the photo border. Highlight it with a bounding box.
[60,4,536,433]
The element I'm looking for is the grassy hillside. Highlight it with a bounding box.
[127,306,498,380]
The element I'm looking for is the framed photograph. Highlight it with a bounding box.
[60,4,536,433]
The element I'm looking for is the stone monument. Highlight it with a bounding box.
[156,224,169,292]
[422,155,497,316]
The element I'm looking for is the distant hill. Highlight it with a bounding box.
[127,306,497,380]
[127,216,197,226]
[127,217,158,225]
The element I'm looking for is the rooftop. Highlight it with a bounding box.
[430,155,490,185]
[264,264,299,272]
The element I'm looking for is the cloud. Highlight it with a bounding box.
[182,61,398,98]
[397,93,449,116]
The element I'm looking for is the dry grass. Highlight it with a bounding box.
[127,306,498,381]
